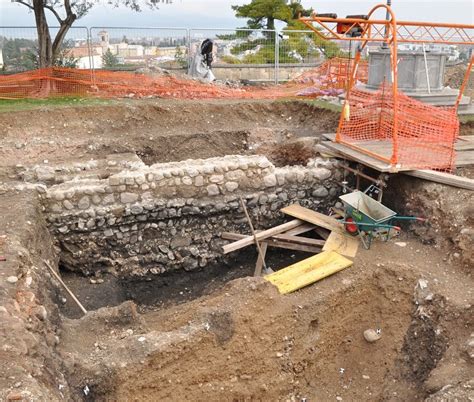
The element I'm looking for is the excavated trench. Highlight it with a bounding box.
[1,100,472,401]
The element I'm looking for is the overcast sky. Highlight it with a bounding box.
[0,0,473,28]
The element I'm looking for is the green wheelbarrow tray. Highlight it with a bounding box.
[338,191,426,247]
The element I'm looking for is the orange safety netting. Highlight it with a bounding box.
[294,57,368,90]
[338,86,459,171]
[0,63,459,172]
[0,58,367,100]
[0,67,248,99]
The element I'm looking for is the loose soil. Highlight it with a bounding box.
[0,99,338,167]
[58,236,472,401]
[0,98,472,401]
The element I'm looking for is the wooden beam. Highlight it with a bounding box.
[222,232,322,254]
[284,223,316,236]
[265,240,321,254]
[314,227,330,240]
[254,242,268,276]
[222,219,304,254]
[45,261,87,315]
[272,233,326,247]
[239,196,268,276]
[403,169,474,191]
[280,204,344,233]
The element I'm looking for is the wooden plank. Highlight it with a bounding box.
[322,231,359,258]
[264,241,321,254]
[314,227,330,240]
[272,233,326,247]
[239,196,268,276]
[280,204,344,233]
[456,142,474,151]
[254,243,268,277]
[222,219,304,254]
[221,232,322,254]
[284,223,316,236]
[403,169,474,191]
[458,136,474,141]
[456,150,474,167]
[322,140,395,172]
[265,251,352,294]
[323,133,474,170]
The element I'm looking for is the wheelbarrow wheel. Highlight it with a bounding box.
[344,217,359,236]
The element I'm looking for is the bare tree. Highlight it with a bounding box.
[12,0,172,68]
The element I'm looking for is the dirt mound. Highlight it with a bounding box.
[56,235,473,401]
[444,63,474,99]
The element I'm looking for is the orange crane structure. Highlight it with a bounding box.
[299,4,474,171]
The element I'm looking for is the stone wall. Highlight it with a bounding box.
[41,155,342,277]
[211,63,321,82]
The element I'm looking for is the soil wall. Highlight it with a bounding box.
[0,191,71,401]
[40,155,342,277]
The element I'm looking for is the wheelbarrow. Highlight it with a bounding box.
[339,191,426,249]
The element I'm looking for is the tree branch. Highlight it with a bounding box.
[64,0,72,16]
[43,4,64,23]
[13,0,34,10]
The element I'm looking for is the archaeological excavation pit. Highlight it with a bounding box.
[0,100,472,401]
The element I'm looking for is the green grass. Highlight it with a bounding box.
[459,114,474,124]
[0,97,114,113]
[311,99,343,113]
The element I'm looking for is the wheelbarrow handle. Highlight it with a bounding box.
[393,216,427,222]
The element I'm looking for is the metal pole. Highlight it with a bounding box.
[382,0,392,49]
[274,30,279,84]
[87,27,96,86]
[422,42,431,93]
[187,29,192,75]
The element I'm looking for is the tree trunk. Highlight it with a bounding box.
[52,15,76,62]
[266,17,275,31]
[33,0,53,67]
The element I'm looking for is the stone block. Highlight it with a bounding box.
[135,175,146,185]
[182,176,193,185]
[53,192,65,201]
[35,166,55,181]
[194,176,204,187]
[312,168,332,181]
[207,184,220,196]
[103,194,115,204]
[263,174,277,187]
[225,181,239,192]
[91,194,102,205]
[225,170,245,181]
[121,193,139,204]
[78,196,90,210]
[186,167,199,177]
[312,187,329,198]
[209,174,224,184]
[130,204,144,215]
[63,200,74,210]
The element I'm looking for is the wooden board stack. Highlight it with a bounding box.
[221,203,359,293]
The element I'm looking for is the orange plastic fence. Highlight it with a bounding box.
[0,67,244,99]
[0,58,367,100]
[294,58,368,89]
[0,63,460,172]
[337,86,459,171]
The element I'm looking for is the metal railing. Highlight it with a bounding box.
[0,26,328,83]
